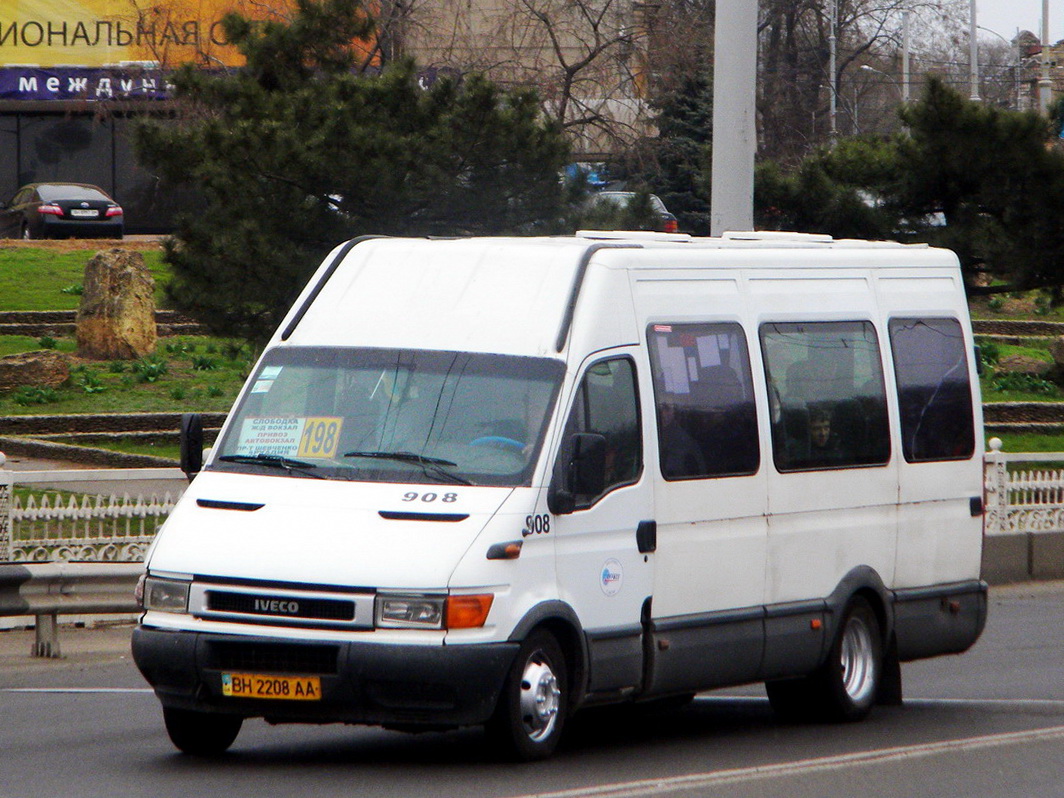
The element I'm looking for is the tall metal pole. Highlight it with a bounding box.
[902,10,911,103]
[829,0,838,140]
[969,0,980,101]
[710,0,757,235]
[1039,0,1053,113]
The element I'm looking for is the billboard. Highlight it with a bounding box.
[0,0,291,69]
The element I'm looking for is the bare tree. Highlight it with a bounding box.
[757,0,970,163]
[402,0,656,155]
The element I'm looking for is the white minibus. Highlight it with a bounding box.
[133,231,987,760]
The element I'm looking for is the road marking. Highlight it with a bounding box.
[1,687,154,694]
[694,695,1064,710]
[907,697,1064,709]
[503,724,1064,798]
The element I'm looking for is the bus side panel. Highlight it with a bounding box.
[878,273,985,590]
[893,581,988,661]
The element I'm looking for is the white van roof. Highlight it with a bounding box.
[274,233,955,358]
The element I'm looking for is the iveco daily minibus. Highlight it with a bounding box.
[133,231,987,760]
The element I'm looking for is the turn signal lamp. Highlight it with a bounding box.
[446,594,494,629]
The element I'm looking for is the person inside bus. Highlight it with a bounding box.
[658,402,706,478]
[807,406,843,465]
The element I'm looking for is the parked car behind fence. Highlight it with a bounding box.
[0,183,124,240]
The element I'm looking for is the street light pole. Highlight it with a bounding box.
[977,25,1020,110]
[1039,0,1053,113]
[829,0,838,141]
[710,0,756,235]
[902,10,911,103]
[969,0,980,101]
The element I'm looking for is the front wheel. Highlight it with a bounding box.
[163,707,242,755]
[767,596,882,723]
[487,630,568,761]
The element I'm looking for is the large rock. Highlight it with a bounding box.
[996,354,1052,376]
[1049,336,1064,366]
[0,351,70,392]
[76,249,157,360]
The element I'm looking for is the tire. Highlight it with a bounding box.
[487,630,568,761]
[163,707,243,756]
[767,596,882,723]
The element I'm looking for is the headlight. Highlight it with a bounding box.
[373,593,494,629]
[143,577,190,613]
[374,594,445,629]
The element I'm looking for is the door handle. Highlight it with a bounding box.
[637,520,657,553]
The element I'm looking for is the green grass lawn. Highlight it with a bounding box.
[0,334,251,416]
[987,430,1064,453]
[0,246,170,310]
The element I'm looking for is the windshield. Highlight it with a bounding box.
[211,347,565,486]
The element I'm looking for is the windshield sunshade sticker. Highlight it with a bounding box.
[236,417,344,459]
[250,366,285,394]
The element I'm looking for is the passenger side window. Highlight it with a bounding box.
[889,318,976,462]
[760,321,890,471]
[647,322,760,479]
[558,358,642,508]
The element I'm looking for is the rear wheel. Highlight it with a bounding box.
[163,707,242,755]
[488,630,568,761]
[767,596,882,723]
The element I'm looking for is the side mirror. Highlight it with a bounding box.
[548,432,607,515]
[180,413,204,480]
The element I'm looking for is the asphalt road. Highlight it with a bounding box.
[1,583,1062,798]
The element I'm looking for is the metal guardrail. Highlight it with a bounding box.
[0,561,142,657]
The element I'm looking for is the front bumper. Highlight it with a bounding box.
[132,626,518,727]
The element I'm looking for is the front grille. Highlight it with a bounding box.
[206,640,340,674]
[207,590,355,621]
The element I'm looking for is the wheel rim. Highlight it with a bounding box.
[839,614,876,704]
[518,652,561,743]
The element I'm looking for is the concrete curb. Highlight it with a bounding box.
[0,435,177,467]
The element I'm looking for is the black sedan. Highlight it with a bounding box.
[0,183,124,239]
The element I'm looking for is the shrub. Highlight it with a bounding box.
[992,372,1056,394]
[191,355,218,371]
[978,340,1001,369]
[132,356,168,383]
[71,367,106,394]
[37,336,57,349]
[12,385,60,406]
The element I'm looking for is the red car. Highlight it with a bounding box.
[0,182,124,239]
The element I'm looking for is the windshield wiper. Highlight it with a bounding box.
[343,450,473,485]
[218,453,324,478]
[343,450,457,467]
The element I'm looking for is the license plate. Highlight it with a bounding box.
[69,209,99,217]
[222,672,322,701]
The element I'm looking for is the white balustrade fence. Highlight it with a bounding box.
[0,443,1061,563]
[983,439,1064,538]
[0,458,186,563]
